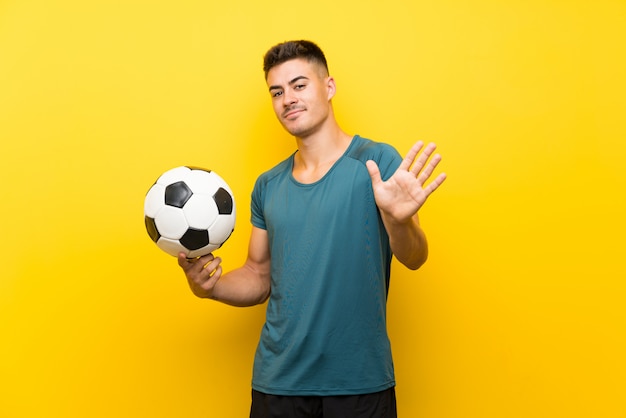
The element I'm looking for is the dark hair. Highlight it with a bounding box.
[263,40,329,79]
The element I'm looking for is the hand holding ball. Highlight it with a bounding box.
[144,166,236,258]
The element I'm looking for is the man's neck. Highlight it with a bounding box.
[292,127,353,183]
[294,125,352,168]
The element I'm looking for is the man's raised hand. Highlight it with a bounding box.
[366,141,447,224]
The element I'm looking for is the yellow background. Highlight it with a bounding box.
[1,0,625,417]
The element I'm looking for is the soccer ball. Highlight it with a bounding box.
[144,166,236,258]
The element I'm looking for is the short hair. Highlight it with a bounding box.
[263,40,329,79]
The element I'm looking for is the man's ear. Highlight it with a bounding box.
[327,76,337,101]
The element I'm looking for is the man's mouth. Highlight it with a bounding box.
[283,107,305,119]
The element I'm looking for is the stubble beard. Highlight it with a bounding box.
[281,108,329,139]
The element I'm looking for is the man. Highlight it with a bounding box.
[178,40,446,417]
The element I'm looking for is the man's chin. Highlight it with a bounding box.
[282,124,308,138]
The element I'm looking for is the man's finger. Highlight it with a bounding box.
[366,160,382,186]
[410,142,438,176]
[423,172,447,197]
[398,141,425,171]
[416,153,442,185]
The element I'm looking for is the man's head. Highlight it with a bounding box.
[263,40,337,139]
[263,40,329,80]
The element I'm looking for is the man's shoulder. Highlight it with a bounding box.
[347,135,401,163]
[255,154,294,188]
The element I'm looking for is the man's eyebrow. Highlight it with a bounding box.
[268,75,310,92]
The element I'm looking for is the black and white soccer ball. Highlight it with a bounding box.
[144,166,236,258]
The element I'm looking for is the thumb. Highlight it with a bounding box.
[366,160,382,186]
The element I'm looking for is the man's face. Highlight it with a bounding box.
[266,58,335,138]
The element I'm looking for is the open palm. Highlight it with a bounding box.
[366,141,447,223]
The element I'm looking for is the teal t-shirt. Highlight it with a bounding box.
[250,135,402,396]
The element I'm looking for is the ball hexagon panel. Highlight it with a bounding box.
[184,168,219,194]
[144,184,166,218]
[154,205,188,239]
[183,194,219,230]
[156,166,192,186]
[186,242,221,259]
[156,237,188,258]
[208,214,235,244]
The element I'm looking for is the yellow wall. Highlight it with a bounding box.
[1,0,624,417]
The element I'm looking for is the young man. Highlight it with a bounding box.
[178,40,446,417]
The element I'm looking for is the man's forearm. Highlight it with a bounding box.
[383,214,429,270]
[211,264,271,307]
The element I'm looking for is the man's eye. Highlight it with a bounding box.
[272,91,283,97]
[295,84,305,90]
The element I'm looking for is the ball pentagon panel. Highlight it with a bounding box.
[180,228,211,251]
[164,181,193,208]
[213,187,234,215]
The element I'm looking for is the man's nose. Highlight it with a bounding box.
[282,89,297,106]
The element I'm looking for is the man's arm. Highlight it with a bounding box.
[380,213,428,270]
[366,141,446,270]
[177,226,271,307]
